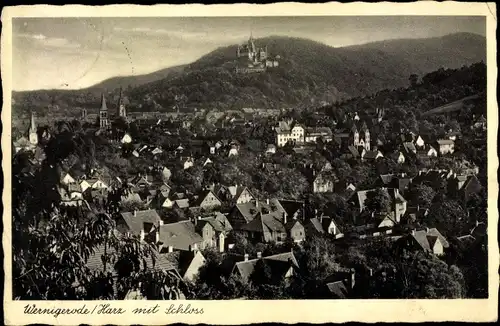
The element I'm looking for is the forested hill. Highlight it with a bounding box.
[12,33,485,114]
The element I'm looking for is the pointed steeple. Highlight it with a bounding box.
[100,93,108,111]
[99,93,109,129]
[29,111,36,133]
[28,111,38,145]
[117,87,126,117]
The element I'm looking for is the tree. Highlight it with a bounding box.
[12,130,184,300]
[410,184,436,208]
[425,200,468,237]
[365,188,392,213]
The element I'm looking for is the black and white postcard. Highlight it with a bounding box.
[1,2,498,324]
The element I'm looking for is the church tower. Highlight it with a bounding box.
[117,87,126,118]
[351,126,359,147]
[28,111,38,145]
[98,93,109,129]
[364,129,370,151]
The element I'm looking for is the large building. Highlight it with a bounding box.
[236,34,280,74]
[116,87,127,119]
[28,111,38,145]
[98,94,109,130]
[275,120,305,147]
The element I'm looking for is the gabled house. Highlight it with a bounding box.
[60,172,76,185]
[174,198,190,209]
[215,184,255,205]
[157,218,225,253]
[400,228,449,256]
[230,251,299,284]
[361,149,383,162]
[266,144,277,154]
[448,174,482,202]
[228,145,239,157]
[436,139,455,155]
[196,212,233,252]
[183,157,194,170]
[161,167,172,181]
[393,151,406,164]
[192,190,222,210]
[353,188,407,223]
[415,135,426,148]
[116,209,163,241]
[121,133,132,144]
[80,178,109,193]
[153,250,206,282]
[229,199,287,229]
[322,268,356,299]
[305,215,343,238]
[203,157,213,166]
[229,199,304,243]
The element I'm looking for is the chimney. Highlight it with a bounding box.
[257,251,262,259]
[425,227,430,233]
[283,212,287,224]
[168,245,173,253]
[155,230,159,243]
[266,198,270,205]
[244,253,249,262]
[140,229,145,241]
[256,200,259,208]
[411,229,416,236]
[368,268,373,277]
[133,210,137,217]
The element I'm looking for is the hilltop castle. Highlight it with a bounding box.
[236,34,280,74]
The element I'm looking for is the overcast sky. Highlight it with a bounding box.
[12,16,485,91]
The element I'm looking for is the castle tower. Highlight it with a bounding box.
[248,33,256,61]
[117,87,126,118]
[28,111,38,145]
[98,93,109,129]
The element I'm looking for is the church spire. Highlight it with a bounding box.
[29,110,36,133]
[28,111,38,145]
[100,93,108,111]
[99,93,109,129]
[117,87,127,118]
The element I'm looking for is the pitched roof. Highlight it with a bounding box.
[233,251,299,281]
[403,142,417,154]
[411,228,449,251]
[380,174,394,185]
[158,221,203,251]
[279,200,305,219]
[120,210,162,235]
[363,150,382,159]
[174,199,190,208]
[325,280,349,299]
[355,188,406,210]
[347,145,360,158]
[307,217,325,233]
[437,139,454,145]
[199,213,233,233]
[234,199,286,223]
